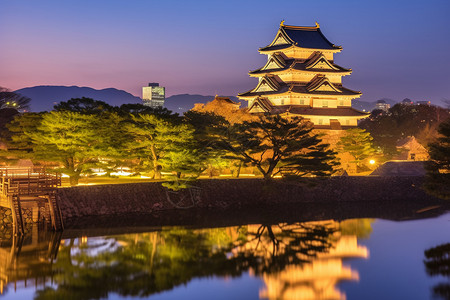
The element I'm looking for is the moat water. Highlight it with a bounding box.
[0,212,448,300]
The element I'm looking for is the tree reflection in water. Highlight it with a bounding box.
[424,243,450,300]
[231,220,369,299]
[0,219,371,300]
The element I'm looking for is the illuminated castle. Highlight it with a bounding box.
[238,21,369,129]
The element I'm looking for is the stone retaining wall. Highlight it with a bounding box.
[56,176,439,220]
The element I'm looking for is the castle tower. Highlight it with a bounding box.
[238,22,369,129]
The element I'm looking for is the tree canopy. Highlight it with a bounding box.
[337,128,378,172]
[425,118,450,200]
[53,97,115,114]
[217,115,337,179]
[0,96,342,185]
[360,103,449,156]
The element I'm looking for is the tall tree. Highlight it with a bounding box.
[3,111,122,185]
[183,111,229,177]
[337,128,378,172]
[123,113,194,180]
[425,118,450,200]
[217,115,337,179]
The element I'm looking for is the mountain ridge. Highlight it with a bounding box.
[14,85,392,113]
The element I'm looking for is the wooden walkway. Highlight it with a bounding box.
[0,167,63,235]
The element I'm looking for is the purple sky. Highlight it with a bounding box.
[1,0,449,105]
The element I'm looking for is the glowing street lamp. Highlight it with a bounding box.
[369,159,376,165]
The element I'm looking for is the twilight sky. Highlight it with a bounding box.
[1,0,449,105]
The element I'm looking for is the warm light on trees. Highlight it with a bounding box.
[217,115,337,179]
[123,113,195,180]
[337,128,377,172]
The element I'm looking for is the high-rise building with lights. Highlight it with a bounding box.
[238,22,368,129]
[142,83,165,108]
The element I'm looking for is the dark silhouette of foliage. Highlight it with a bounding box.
[118,103,174,117]
[424,243,450,299]
[0,87,31,111]
[360,103,449,156]
[0,108,20,138]
[425,118,450,200]
[53,97,115,114]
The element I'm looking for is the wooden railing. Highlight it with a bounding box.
[0,167,61,197]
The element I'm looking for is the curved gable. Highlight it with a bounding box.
[307,76,342,93]
[252,76,281,93]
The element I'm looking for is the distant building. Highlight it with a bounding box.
[396,136,429,161]
[416,100,431,106]
[375,100,390,112]
[142,83,165,108]
[401,98,413,105]
[238,21,369,130]
[193,95,241,112]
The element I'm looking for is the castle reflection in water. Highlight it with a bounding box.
[0,219,371,300]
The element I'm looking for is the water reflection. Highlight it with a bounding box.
[232,221,369,300]
[424,243,450,299]
[0,224,61,295]
[0,219,372,300]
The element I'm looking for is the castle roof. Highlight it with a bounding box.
[238,79,361,98]
[213,95,240,105]
[248,99,369,117]
[249,54,351,76]
[259,22,341,52]
[275,106,369,117]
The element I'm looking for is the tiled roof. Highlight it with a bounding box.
[238,82,361,97]
[260,24,341,52]
[249,57,350,75]
[272,106,369,117]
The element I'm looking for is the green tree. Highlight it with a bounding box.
[337,128,377,172]
[35,111,121,185]
[217,115,336,179]
[425,118,450,200]
[123,113,194,180]
[183,111,229,177]
[3,111,122,185]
